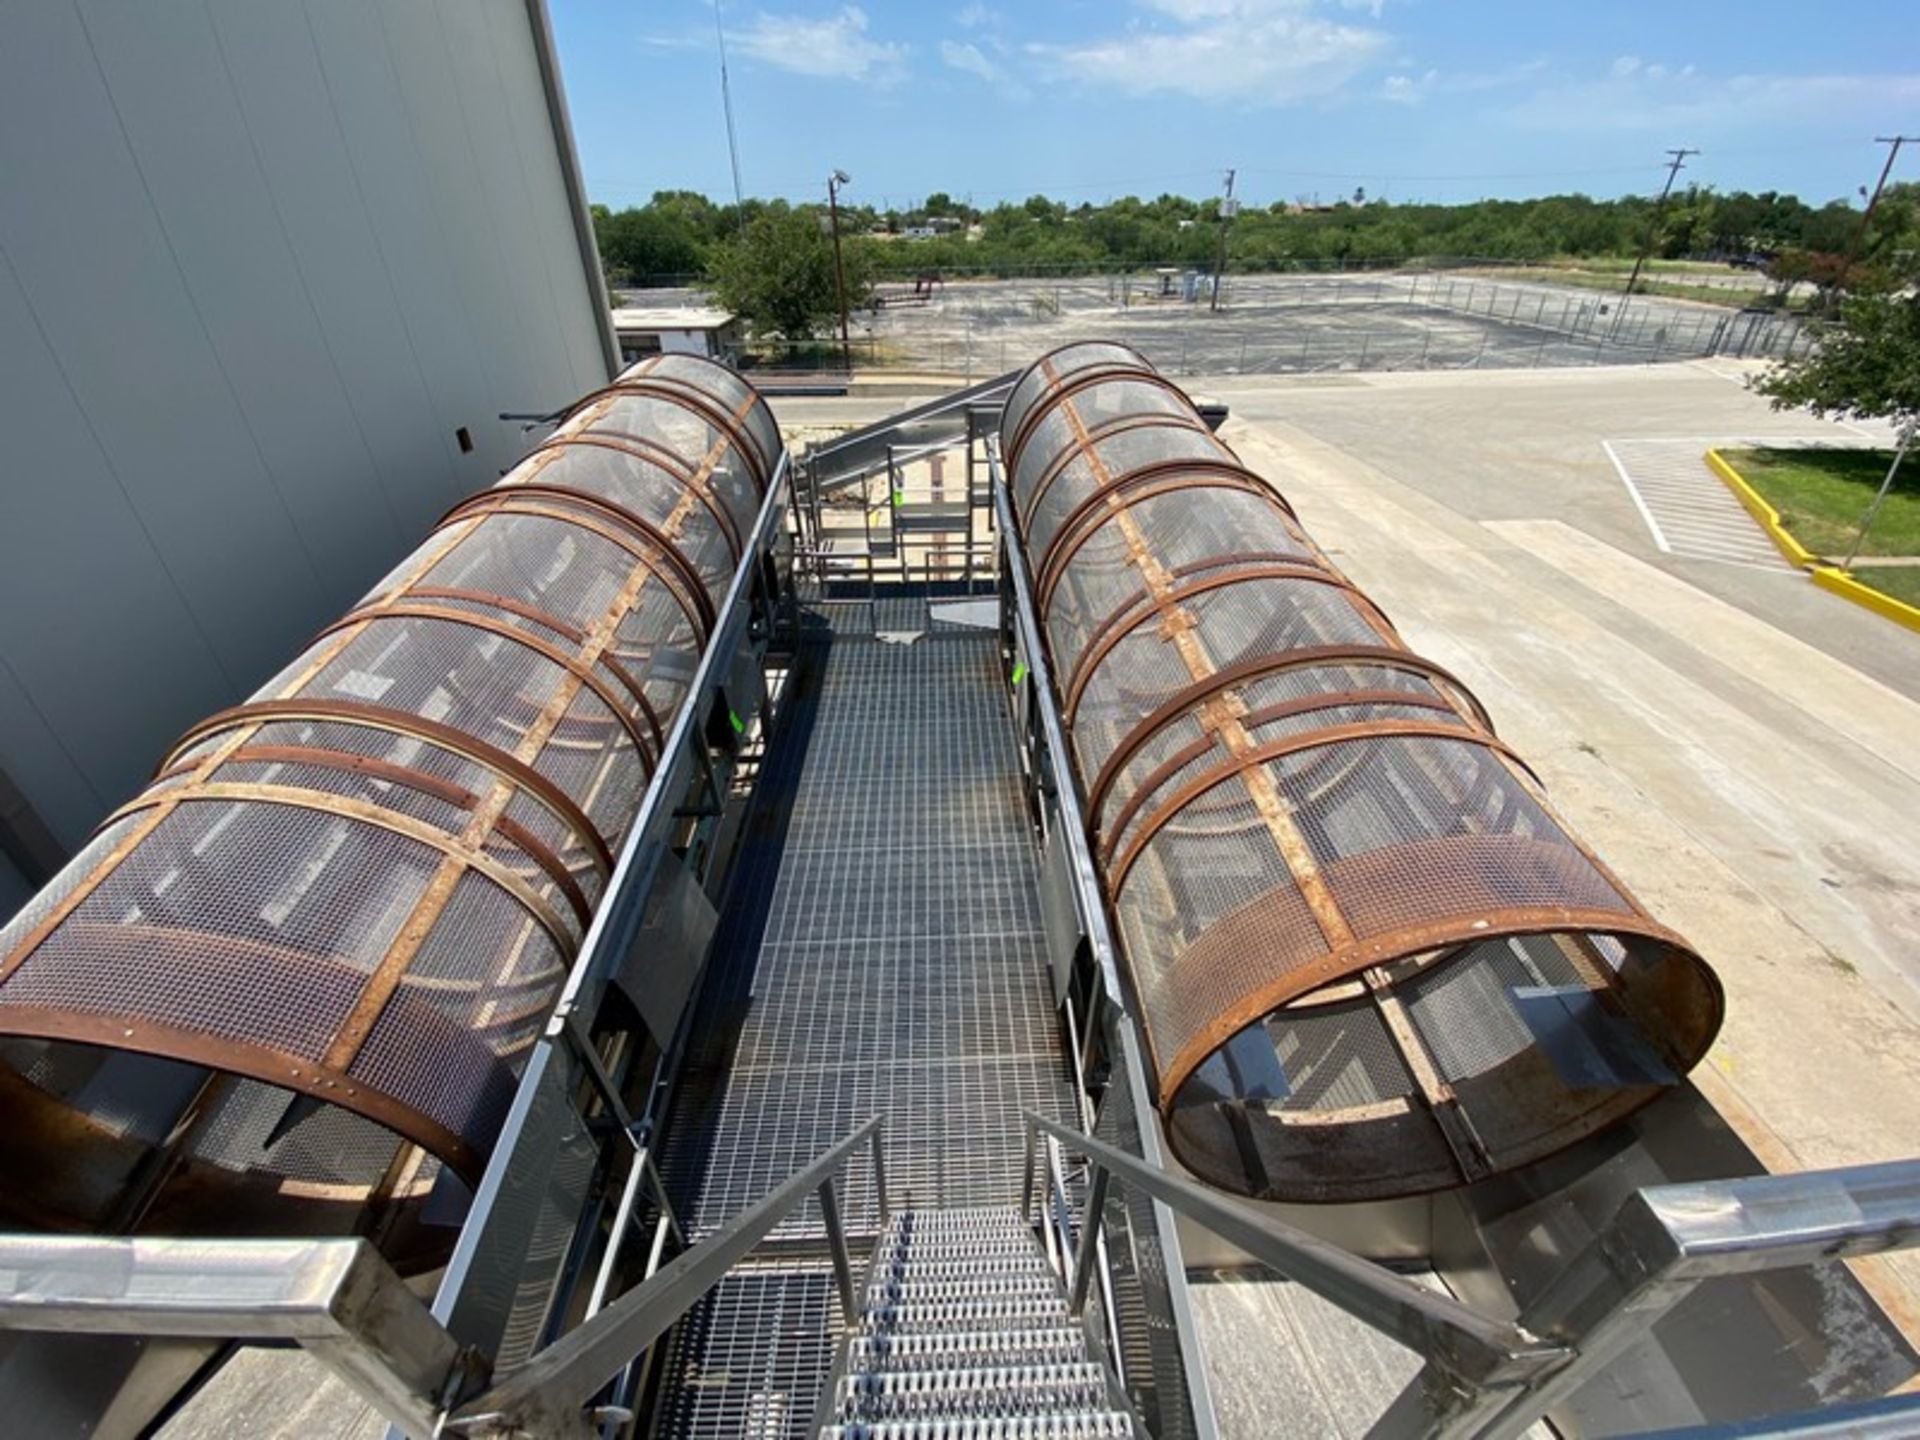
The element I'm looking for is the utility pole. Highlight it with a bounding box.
[1622,147,1698,299]
[1843,136,1918,286]
[1210,168,1237,312]
[827,169,853,374]
[714,1,746,232]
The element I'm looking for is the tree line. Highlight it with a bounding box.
[591,184,1919,339]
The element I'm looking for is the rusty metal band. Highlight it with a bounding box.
[320,603,660,766]
[1005,341,1155,451]
[1153,905,1707,1111]
[584,378,780,492]
[1035,468,1305,614]
[0,997,490,1184]
[1108,721,1540,894]
[568,385,779,499]
[347,592,669,765]
[1081,643,1496,828]
[1056,549,1344,708]
[105,782,580,956]
[153,743,593,928]
[1005,364,1193,476]
[1095,689,1463,853]
[558,379,770,494]
[443,488,716,639]
[1062,565,1398,724]
[162,699,614,872]
[530,432,745,562]
[402,586,584,641]
[1017,409,1224,528]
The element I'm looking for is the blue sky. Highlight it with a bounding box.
[550,1,1919,212]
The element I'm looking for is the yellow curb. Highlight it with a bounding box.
[1704,448,1820,569]
[1811,565,1920,635]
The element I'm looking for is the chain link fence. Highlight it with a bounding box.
[725,268,1816,380]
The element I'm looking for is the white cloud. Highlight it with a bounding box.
[1379,59,1545,105]
[1381,68,1437,104]
[736,6,908,84]
[955,2,1000,28]
[1027,0,1388,105]
[941,39,1002,83]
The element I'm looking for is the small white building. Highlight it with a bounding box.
[612,306,742,363]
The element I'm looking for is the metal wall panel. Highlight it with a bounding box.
[0,0,610,883]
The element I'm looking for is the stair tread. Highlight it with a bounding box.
[825,1208,1129,1439]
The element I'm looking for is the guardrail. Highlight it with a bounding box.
[0,1118,889,1440]
[1020,1108,1920,1440]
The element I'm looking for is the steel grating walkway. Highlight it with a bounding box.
[655,604,1080,1440]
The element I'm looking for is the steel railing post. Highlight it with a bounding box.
[820,1177,859,1325]
[1020,1117,1039,1220]
[871,1125,890,1222]
[1068,1164,1112,1318]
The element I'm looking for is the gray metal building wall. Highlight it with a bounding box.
[0,1,616,911]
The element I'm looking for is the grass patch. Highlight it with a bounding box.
[1502,264,1780,311]
[1845,566,1920,610]
[1721,448,1920,560]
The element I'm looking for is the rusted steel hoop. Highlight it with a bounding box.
[105,782,580,956]
[0,994,492,1184]
[161,699,615,871]
[1056,548,1343,707]
[1035,467,1305,614]
[442,488,715,638]
[403,586,583,641]
[1151,903,1709,1110]
[1005,365,1194,474]
[530,432,744,561]
[1108,721,1541,895]
[1017,410,1225,526]
[345,591,669,763]
[152,742,595,927]
[1095,688,1463,853]
[560,375,770,484]
[1004,340,1154,447]
[1036,454,1298,571]
[1081,644,1496,827]
[556,379,770,493]
[1062,565,1400,724]
[320,603,661,765]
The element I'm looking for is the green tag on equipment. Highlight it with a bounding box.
[729,709,746,734]
[892,487,905,506]
[1011,660,1028,686]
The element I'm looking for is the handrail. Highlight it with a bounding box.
[444,1115,887,1438]
[1024,1108,1920,1440]
[1019,1109,1567,1391]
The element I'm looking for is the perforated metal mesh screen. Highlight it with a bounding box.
[0,353,777,1229]
[1002,341,1723,1202]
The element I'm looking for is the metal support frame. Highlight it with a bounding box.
[0,1236,476,1438]
[1021,1107,1920,1440]
[441,1117,887,1438]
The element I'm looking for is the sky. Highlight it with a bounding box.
[548,1,1920,213]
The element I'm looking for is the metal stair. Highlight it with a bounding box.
[817,1206,1136,1438]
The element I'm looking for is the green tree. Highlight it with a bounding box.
[1756,292,1920,436]
[707,207,873,339]
[1755,293,1920,562]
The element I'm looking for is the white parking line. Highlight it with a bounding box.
[1602,438,1802,570]
[1601,440,1670,553]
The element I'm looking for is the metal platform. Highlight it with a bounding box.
[653,606,1081,1437]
